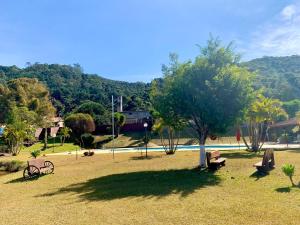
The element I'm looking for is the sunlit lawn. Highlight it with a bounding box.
[25,142,80,155]
[0,150,300,225]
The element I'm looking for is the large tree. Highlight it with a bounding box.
[162,38,254,167]
[5,78,56,149]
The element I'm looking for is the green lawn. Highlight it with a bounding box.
[24,142,80,154]
[0,149,299,225]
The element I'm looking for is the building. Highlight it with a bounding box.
[121,111,152,131]
[268,117,299,143]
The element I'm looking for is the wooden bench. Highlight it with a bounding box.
[253,149,275,173]
[23,158,54,179]
[206,150,226,170]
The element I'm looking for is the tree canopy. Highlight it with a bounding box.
[157,38,255,166]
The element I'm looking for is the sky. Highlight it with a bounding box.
[1,0,300,82]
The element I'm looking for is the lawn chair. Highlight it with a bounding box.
[23,158,54,179]
[253,149,275,173]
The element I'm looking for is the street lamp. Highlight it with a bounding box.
[143,122,148,158]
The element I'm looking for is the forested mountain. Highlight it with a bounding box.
[243,55,300,117]
[0,64,151,115]
[244,55,300,101]
[1,55,300,118]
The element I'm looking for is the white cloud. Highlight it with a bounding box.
[281,4,297,20]
[245,3,300,59]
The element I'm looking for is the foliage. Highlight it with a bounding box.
[151,60,187,154]
[30,149,41,158]
[242,94,287,151]
[65,113,95,145]
[159,37,254,166]
[58,127,71,146]
[282,164,296,187]
[3,107,36,155]
[0,78,56,150]
[244,55,300,101]
[74,101,111,128]
[114,112,126,137]
[0,160,24,172]
[81,133,95,149]
[0,64,151,115]
[282,99,300,118]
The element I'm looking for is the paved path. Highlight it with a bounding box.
[48,143,300,156]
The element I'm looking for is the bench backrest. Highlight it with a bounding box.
[207,150,221,160]
[262,149,275,169]
[28,158,45,169]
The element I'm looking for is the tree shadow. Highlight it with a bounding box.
[275,187,291,193]
[36,169,221,201]
[221,151,259,159]
[249,171,269,181]
[6,174,48,184]
[130,155,162,160]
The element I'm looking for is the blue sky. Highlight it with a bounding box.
[0,0,299,82]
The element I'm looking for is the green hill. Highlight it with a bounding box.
[244,55,300,101]
[0,64,151,115]
[1,55,300,117]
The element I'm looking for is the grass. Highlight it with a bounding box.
[24,142,80,154]
[0,149,299,224]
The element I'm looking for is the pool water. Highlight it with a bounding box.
[114,145,246,152]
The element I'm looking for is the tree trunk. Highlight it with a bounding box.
[289,176,296,187]
[44,128,48,150]
[198,130,208,168]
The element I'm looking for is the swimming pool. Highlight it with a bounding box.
[112,144,246,152]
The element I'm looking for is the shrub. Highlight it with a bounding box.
[31,149,41,158]
[65,113,95,144]
[0,160,24,172]
[81,133,95,149]
[282,164,296,186]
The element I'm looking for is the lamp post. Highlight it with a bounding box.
[143,122,148,158]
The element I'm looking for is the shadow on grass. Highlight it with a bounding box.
[221,151,259,159]
[275,187,291,193]
[36,169,221,201]
[249,171,269,181]
[6,174,49,184]
[130,155,162,160]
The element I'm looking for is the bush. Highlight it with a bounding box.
[81,133,95,149]
[31,149,41,158]
[0,160,24,172]
[65,113,95,142]
[282,164,296,186]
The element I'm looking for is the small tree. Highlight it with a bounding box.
[81,133,95,155]
[58,127,71,146]
[114,112,126,137]
[3,107,36,155]
[282,164,296,187]
[31,149,41,158]
[241,94,287,152]
[64,113,95,146]
[151,71,187,155]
